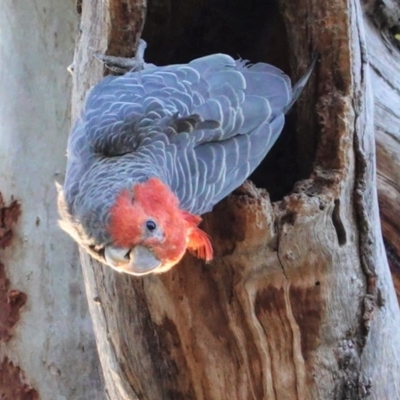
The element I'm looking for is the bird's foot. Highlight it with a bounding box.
[94,39,148,74]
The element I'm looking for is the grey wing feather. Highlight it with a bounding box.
[168,56,298,215]
[65,52,313,220]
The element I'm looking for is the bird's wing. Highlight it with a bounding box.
[65,53,310,216]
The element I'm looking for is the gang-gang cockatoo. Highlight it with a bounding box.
[58,41,314,276]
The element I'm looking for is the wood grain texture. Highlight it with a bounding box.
[362,0,400,303]
[72,0,400,398]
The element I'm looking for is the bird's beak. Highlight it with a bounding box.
[104,245,161,276]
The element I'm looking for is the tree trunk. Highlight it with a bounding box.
[363,0,400,303]
[72,0,400,399]
[0,1,104,399]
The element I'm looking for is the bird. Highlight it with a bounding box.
[58,40,315,276]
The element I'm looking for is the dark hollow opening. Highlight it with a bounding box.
[142,0,308,201]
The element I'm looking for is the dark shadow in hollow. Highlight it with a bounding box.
[142,0,311,201]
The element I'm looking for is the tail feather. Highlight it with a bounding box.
[283,55,318,113]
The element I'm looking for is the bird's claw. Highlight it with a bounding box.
[94,39,148,74]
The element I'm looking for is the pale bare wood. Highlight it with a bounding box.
[362,1,400,303]
[71,1,146,398]
[72,0,400,399]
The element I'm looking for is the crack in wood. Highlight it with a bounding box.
[332,198,347,246]
[369,62,400,97]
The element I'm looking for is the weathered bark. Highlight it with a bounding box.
[72,0,400,399]
[362,0,400,302]
[0,1,104,399]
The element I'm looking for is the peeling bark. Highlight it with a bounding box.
[0,195,21,250]
[0,195,25,342]
[0,358,38,400]
[0,263,26,343]
[72,0,400,398]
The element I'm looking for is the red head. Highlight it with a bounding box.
[105,178,213,275]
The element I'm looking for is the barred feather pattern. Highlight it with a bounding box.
[60,54,294,249]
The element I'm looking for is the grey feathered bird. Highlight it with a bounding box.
[58,45,314,276]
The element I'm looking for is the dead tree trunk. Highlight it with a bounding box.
[71,0,400,398]
[363,0,400,303]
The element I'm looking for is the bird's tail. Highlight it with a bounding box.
[283,54,318,114]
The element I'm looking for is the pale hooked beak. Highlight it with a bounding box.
[104,245,162,276]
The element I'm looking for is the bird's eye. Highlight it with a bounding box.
[146,219,157,232]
